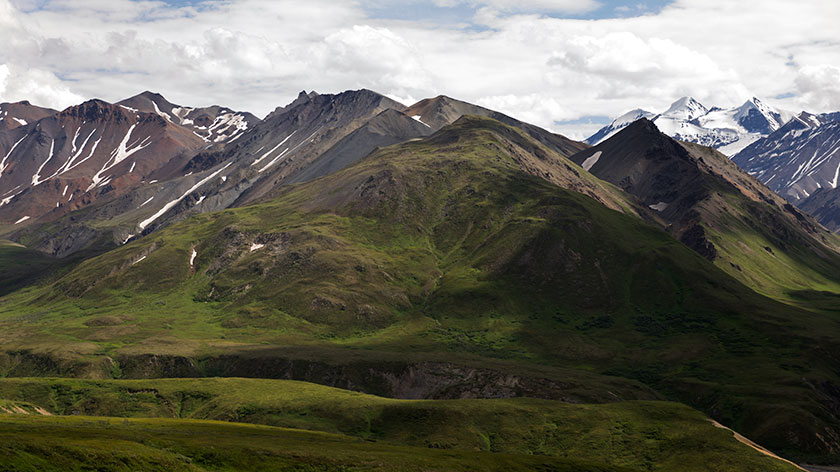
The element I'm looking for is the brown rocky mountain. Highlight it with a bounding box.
[0,99,209,227]
[0,92,260,236]
[117,91,260,144]
[0,101,57,130]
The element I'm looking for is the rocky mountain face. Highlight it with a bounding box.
[571,118,840,297]
[587,96,791,155]
[5,89,588,257]
[405,95,587,157]
[801,186,840,233]
[0,99,208,227]
[0,93,259,254]
[117,91,260,144]
[733,114,840,204]
[0,101,57,130]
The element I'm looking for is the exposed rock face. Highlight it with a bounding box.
[801,186,840,233]
[734,119,840,203]
[117,91,260,144]
[0,101,57,130]
[113,353,656,403]
[0,98,208,229]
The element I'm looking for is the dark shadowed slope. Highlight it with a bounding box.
[569,118,840,299]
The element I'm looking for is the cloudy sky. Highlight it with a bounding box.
[1,0,838,139]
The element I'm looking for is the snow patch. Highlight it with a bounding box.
[61,130,99,174]
[151,101,172,122]
[132,255,147,265]
[88,124,151,191]
[11,118,26,126]
[259,128,320,173]
[14,216,30,225]
[138,162,232,230]
[0,136,27,178]
[412,115,431,128]
[31,139,56,186]
[649,202,668,211]
[250,243,264,252]
[189,248,197,267]
[252,131,296,167]
[581,151,602,171]
[139,196,154,208]
[0,190,22,207]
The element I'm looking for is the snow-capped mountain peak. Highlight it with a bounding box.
[587,96,794,156]
[584,108,656,145]
[731,97,788,134]
[614,109,657,127]
[661,96,708,121]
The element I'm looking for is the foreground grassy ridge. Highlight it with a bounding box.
[0,415,632,472]
[0,377,801,472]
[1,116,840,461]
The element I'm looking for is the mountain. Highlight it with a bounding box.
[7,90,589,258]
[284,107,435,185]
[733,115,840,203]
[0,99,209,228]
[404,95,587,157]
[571,118,840,299]
[117,91,260,144]
[587,97,792,155]
[801,186,840,233]
[585,109,657,145]
[0,93,261,254]
[2,115,840,463]
[0,101,57,130]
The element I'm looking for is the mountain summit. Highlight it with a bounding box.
[587,96,792,155]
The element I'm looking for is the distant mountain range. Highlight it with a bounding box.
[587,96,791,155]
[590,96,840,235]
[733,112,840,200]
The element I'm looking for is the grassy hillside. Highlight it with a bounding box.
[1,116,839,462]
[0,377,802,472]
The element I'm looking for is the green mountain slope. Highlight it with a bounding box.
[1,116,839,462]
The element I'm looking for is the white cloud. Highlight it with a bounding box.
[0,0,838,141]
[795,65,840,111]
[0,64,83,109]
[433,0,600,13]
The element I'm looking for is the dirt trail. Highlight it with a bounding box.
[710,420,807,471]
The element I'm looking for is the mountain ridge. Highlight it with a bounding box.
[587,96,792,155]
